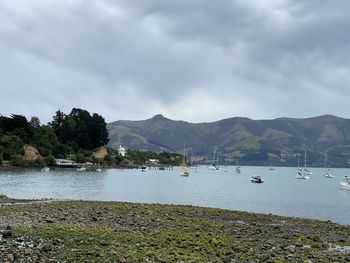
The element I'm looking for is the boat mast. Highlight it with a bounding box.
[182,143,186,167]
[297,152,300,169]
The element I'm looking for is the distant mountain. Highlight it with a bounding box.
[107,114,350,167]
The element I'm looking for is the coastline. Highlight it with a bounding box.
[0,196,349,262]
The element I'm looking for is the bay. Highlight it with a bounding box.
[0,166,349,225]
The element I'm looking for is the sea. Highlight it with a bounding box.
[0,166,349,225]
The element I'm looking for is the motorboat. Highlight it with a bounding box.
[339,176,350,190]
[141,166,148,172]
[96,168,102,172]
[77,167,86,172]
[180,168,189,176]
[251,175,264,183]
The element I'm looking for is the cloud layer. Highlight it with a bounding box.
[1,0,350,123]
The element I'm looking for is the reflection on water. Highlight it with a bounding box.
[0,166,350,225]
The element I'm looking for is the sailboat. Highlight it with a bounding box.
[235,160,241,173]
[303,150,312,175]
[323,150,334,178]
[180,143,189,176]
[208,150,217,170]
[295,150,310,179]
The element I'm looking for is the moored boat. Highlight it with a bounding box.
[251,175,264,183]
[180,143,189,177]
[339,176,350,189]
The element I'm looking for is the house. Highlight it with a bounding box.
[55,159,78,167]
[148,159,160,165]
[117,145,127,157]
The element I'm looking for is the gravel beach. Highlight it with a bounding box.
[0,196,349,262]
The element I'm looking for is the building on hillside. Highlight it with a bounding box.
[117,145,127,157]
[55,159,78,167]
[148,159,160,165]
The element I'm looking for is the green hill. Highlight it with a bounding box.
[108,114,350,167]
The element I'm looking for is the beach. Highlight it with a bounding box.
[0,196,349,262]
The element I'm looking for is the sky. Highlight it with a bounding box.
[1,0,350,124]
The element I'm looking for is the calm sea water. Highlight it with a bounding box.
[0,166,349,225]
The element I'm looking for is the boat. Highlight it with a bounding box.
[324,169,334,178]
[323,150,334,178]
[77,167,86,172]
[180,143,189,176]
[235,166,241,173]
[41,167,50,172]
[96,168,102,172]
[295,170,310,179]
[295,150,311,179]
[223,155,228,172]
[339,176,350,189]
[251,175,264,183]
[303,150,312,175]
[141,166,148,172]
[208,151,217,170]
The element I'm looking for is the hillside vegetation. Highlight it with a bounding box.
[0,108,109,166]
[108,114,350,167]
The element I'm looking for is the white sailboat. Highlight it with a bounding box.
[180,143,189,176]
[303,150,312,175]
[235,159,241,173]
[323,150,334,178]
[208,150,217,170]
[295,151,310,179]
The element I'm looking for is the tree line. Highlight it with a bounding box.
[0,108,183,167]
[0,108,109,166]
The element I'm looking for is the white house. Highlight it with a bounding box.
[117,145,127,157]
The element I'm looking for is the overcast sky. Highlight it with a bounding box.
[1,0,349,124]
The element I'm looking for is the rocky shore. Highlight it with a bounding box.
[0,196,349,262]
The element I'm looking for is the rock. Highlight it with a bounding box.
[45,218,54,223]
[303,245,311,250]
[24,248,32,255]
[257,254,270,261]
[99,240,109,246]
[41,243,53,252]
[286,245,295,253]
[2,229,12,238]
[266,239,275,246]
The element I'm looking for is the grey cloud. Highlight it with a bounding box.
[0,0,350,123]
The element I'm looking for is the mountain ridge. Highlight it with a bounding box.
[108,114,350,167]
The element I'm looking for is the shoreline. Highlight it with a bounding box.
[0,196,349,262]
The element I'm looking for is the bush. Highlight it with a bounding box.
[46,155,56,166]
[75,153,86,163]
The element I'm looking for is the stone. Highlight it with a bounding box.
[45,218,54,223]
[286,245,295,253]
[2,230,12,238]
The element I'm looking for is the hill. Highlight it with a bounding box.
[108,114,350,167]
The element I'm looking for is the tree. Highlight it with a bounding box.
[49,110,66,136]
[29,116,41,128]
